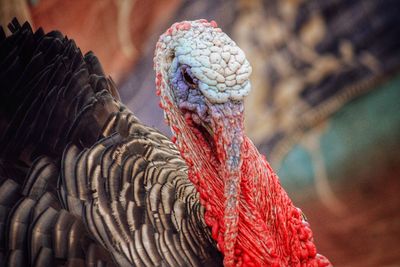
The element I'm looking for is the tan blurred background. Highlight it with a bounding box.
[1,0,400,266]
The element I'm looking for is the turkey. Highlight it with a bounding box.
[0,18,331,266]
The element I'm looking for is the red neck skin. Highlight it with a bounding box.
[158,92,331,266]
[154,46,331,264]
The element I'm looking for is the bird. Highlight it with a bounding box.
[0,18,331,267]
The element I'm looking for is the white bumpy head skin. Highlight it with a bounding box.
[154,19,252,104]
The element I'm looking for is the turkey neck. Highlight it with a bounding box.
[162,98,332,266]
[166,99,254,266]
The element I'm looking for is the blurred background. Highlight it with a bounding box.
[1,0,400,266]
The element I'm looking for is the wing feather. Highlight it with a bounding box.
[0,19,222,266]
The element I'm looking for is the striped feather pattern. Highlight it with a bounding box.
[0,19,222,266]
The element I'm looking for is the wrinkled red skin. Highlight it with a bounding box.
[155,20,332,267]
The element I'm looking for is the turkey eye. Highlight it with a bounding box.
[182,67,196,87]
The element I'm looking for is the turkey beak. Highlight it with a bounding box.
[200,120,214,136]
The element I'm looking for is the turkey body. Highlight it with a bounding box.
[0,19,222,266]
